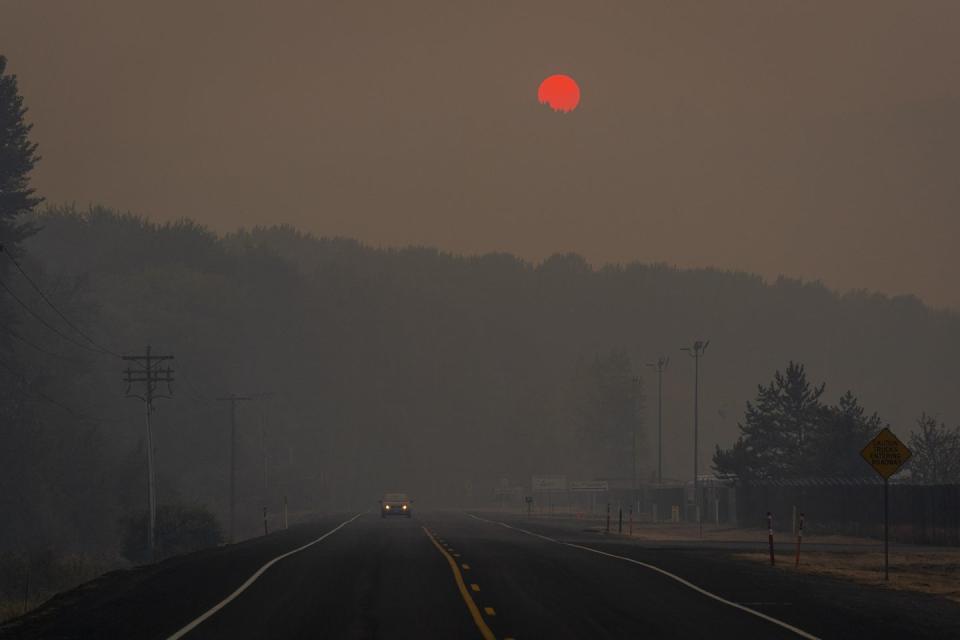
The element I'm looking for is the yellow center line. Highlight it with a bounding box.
[471,583,481,592]
[423,527,496,640]
[484,607,496,616]
[462,563,471,570]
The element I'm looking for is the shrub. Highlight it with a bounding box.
[122,503,223,564]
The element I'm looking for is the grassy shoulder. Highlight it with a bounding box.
[736,548,960,604]
[0,552,117,624]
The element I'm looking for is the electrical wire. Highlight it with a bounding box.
[0,246,122,357]
[0,275,112,357]
[0,322,83,362]
[0,356,97,421]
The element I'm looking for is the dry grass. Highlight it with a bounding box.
[620,522,872,545]
[736,549,960,603]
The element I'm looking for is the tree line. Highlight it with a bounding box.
[714,361,960,483]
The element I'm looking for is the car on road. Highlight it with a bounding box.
[380,492,412,518]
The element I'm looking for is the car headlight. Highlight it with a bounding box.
[402,504,408,510]
[385,504,391,510]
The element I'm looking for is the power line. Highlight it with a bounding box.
[0,356,98,421]
[0,245,121,357]
[0,322,83,363]
[0,275,110,357]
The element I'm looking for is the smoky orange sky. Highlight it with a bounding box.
[2,1,960,309]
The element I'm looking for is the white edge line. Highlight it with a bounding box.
[166,513,362,640]
[466,513,819,640]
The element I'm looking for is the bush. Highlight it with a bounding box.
[0,551,110,623]
[121,504,223,564]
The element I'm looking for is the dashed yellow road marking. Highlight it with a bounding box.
[422,527,495,640]
[462,563,471,570]
[484,607,496,616]
[470,583,480,592]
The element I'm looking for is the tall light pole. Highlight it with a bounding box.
[681,340,708,533]
[630,376,643,509]
[646,356,669,485]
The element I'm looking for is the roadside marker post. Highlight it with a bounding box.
[606,503,611,533]
[860,427,912,581]
[794,513,804,568]
[628,506,633,536]
[767,512,775,566]
[618,504,623,534]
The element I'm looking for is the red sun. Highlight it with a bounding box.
[538,74,580,113]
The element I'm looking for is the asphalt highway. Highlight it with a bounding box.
[4,510,960,639]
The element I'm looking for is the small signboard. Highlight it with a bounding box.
[860,427,912,479]
[570,480,609,492]
[531,475,567,492]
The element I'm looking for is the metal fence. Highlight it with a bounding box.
[734,480,960,546]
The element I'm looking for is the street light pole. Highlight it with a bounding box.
[681,340,709,535]
[630,376,643,511]
[646,356,669,485]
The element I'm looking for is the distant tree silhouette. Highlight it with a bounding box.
[568,350,645,479]
[5,205,960,557]
[908,413,960,484]
[0,55,41,257]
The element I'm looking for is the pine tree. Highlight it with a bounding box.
[812,390,881,477]
[713,361,826,480]
[0,55,42,254]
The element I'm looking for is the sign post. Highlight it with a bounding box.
[860,427,912,581]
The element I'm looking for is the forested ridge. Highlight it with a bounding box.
[3,204,960,557]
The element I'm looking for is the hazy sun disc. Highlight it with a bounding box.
[538,74,580,113]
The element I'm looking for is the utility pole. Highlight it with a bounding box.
[681,340,708,535]
[217,394,251,543]
[255,394,276,536]
[646,356,669,485]
[123,345,175,561]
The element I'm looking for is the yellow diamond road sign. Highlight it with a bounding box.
[860,427,912,479]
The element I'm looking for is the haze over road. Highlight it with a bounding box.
[4,510,958,639]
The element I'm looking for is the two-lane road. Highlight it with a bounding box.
[4,510,960,639]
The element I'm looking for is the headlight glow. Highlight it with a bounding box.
[385,504,391,509]
[402,504,408,510]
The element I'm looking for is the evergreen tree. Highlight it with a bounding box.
[713,362,825,480]
[0,55,41,256]
[812,391,881,477]
[568,350,644,479]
